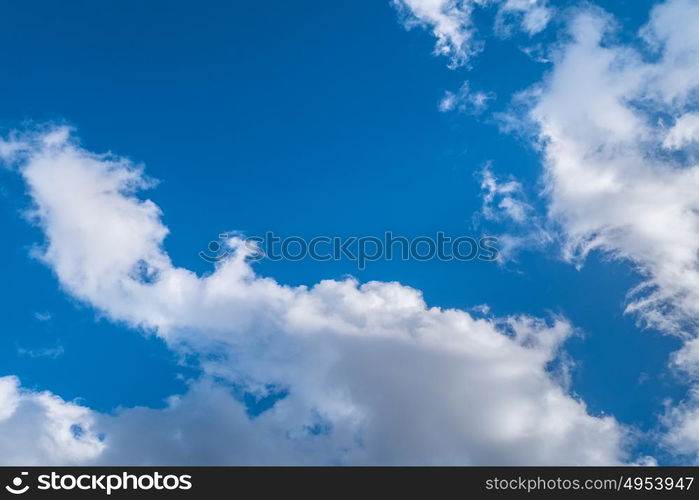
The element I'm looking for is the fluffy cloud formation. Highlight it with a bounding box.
[516,0,699,459]
[0,127,627,464]
[528,0,699,341]
[663,113,699,150]
[663,388,699,463]
[393,0,551,66]
[0,376,104,465]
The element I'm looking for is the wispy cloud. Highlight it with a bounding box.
[475,165,552,261]
[439,81,495,114]
[33,311,52,322]
[17,344,64,359]
[392,0,552,67]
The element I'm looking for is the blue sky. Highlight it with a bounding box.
[0,0,698,465]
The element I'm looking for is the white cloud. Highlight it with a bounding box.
[662,388,699,462]
[393,0,482,67]
[34,311,52,322]
[17,344,65,359]
[663,113,699,150]
[439,81,495,113]
[0,376,104,465]
[480,166,531,223]
[495,0,552,37]
[527,0,699,336]
[0,127,628,464]
[477,165,552,260]
[392,0,551,67]
[512,0,699,460]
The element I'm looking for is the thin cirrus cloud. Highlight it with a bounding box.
[393,0,552,67]
[439,81,495,114]
[477,166,552,261]
[0,127,627,465]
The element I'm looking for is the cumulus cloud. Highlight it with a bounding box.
[509,0,699,460]
[663,113,699,150]
[0,376,104,465]
[0,127,627,464]
[662,388,699,462]
[393,0,551,67]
